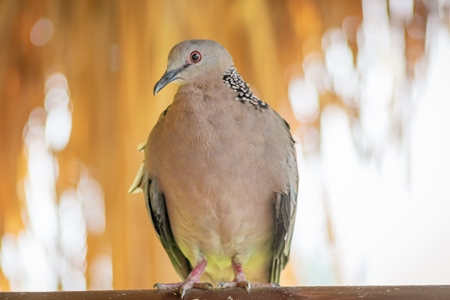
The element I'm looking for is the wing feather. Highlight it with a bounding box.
[142,174,191,279]
[270,115,298,284]
[129,105,191,279]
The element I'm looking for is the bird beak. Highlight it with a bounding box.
[153,66,186,95]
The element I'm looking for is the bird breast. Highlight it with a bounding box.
[146,85,288,269]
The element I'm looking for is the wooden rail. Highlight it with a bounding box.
[1,286,450,300]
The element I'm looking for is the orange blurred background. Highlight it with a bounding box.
[1,0,450,292]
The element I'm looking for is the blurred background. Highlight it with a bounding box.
[1,0,450,292]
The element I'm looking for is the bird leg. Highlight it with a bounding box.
[218,257,279,292]
[154,258,213,299]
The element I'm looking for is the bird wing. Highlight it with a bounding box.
[270,114,298,284]
[129,126,191,280]
[142,174,192,279]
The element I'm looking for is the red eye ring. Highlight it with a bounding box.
[189,51,202,63]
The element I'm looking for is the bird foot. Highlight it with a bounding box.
[154,281,213,299]
[217,280,279,292]
[218,280,251,292]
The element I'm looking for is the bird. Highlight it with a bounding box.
[129,39,298,299]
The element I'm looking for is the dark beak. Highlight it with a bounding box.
[153,66,187,95]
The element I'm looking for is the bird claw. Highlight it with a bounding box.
[193,282,214,290]
[154,282,183,290]
[242,281,251,292]
[179,285,188,299]
[217,281,235,289]
[153,281,213,299]
[179,282,213,299]
[218,281,279,292]
[217,280,251,292]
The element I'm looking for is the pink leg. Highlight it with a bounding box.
[218,257,279,292]
[154,258,213,299]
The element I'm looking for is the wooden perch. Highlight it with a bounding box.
[1,286,450,300]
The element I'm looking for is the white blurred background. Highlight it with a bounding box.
[291,0,450,286]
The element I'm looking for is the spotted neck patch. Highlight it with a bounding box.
[223,66,268,109]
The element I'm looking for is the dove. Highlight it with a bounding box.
[129,39,298,298]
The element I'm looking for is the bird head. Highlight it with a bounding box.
[153,39,234,95]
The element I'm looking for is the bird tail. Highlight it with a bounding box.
[128,142,147,194]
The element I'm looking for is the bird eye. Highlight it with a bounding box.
[189,51,202,63]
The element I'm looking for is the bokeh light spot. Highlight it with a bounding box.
[30,18,53,46]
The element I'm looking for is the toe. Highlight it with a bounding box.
[193,282,214,290]
[179,283,193,299]
[251,282,280,288]
[154,282,183,290]
[237,281,251,292]
[217,281,237,289]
